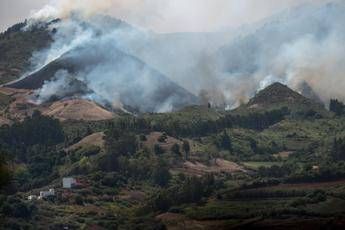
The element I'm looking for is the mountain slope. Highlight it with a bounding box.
[0,21,53,84]
[234,82,329,117]
[3,15,200,113]
[8,41,199,112]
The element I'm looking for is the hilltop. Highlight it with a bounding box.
[234,82,329,118]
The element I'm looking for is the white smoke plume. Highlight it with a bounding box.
[25,13,199,112]
[29,0,112,21]
[214,0,345,105]
[20,0,345,112]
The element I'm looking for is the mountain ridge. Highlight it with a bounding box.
[234,82,329,117]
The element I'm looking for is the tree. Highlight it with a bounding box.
[249,138,258,154]
[331,138,345,161]
[154,144,164,155]
[0,154,10,189]
[218,131,232,151]
[183,140,190,160]
[330,99,345,116]
[105,128,138,156]
[152,161,171,187]
[171,144,180,155]
[0,110,64,148]
[75,195,84,205]
[150,189,172,212]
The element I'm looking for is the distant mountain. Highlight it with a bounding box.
[234,82,329,117]
[1,16,200,113]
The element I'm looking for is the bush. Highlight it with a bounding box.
[158,133,168,143]
[171,144,180,155]
[1,197,35,218]
[139,134,147,141]
[152,162,171,187]
[75,195,84,205]
[154,144,165,155]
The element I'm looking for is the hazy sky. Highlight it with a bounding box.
[0,0,323,33]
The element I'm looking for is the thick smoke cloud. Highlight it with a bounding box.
[21,0,321,33]
[21,0,345,112]
[27,14,199,112]
[216,0,345,105]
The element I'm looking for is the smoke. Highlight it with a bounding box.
[215,0,345,105]
[271,32,345,102]
[29,0,112,21]
[33,69,90,104]
[26,13,199,112]
[20,0,345,112]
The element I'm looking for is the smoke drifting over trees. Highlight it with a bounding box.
[14,0,345,111]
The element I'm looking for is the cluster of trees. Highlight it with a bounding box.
[290,190,327,207]
[331,138,345,161]
[98,125,173,187]
[104,107,289,140]
[98,127,139,172]
[286,161,345,183]
[224,107,290,131]
[148,174,219,212]
[1,21,26,36]
[330,99,345,116]
[0,154,10,189]
[214,131,232,151]
[0,196,36,219]
[0,111,65,191]
[0,111,64,152]
[258,165,291,178]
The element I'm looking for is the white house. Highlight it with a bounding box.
[63,177,77,189]
[27,195,37,201]
[39,189,55,199]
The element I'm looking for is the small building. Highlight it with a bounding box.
[28,195,37,201]
[39,189,55,199]
[312,165,320,171]
[63,177,77,189]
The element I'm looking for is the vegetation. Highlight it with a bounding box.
[0,21,53,84]
[330,99,345,116]
[0,86,345,229]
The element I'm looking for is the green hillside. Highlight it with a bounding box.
[1,83,345,229]
[0,21,53,84]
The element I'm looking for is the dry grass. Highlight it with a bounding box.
[42,99,115,121]
[67,132,105,151]
[273,151,294,159]
[173,159,246,176]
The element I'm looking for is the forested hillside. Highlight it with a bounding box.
[1,83,345,229]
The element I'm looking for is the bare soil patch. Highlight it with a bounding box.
[174,159,246,176]
[42,99,115,121]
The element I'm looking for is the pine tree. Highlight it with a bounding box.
[183,140,190,160]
